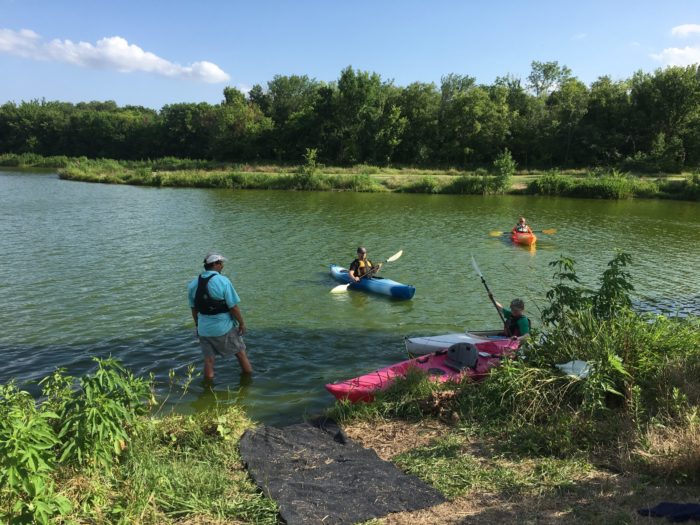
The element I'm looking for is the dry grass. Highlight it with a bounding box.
[344,419,452,461]
[631,422,700,482]
[379,476,700,525]
[346,418,700,525]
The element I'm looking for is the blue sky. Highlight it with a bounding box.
[1,0,699,109]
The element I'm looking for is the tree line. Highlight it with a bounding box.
[1,61,699,172]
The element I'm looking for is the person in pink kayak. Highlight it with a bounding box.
[489,295,531,343]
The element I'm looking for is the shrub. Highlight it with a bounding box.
[401,176,441,193]
[491,148,516,193]
[443,175,488,194]
[527,171,573,195]
[658,173,700,200]
[0,383,72,524]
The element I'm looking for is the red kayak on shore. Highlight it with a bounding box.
[325,339,518,404]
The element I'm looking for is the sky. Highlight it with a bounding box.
[1,0,699,109]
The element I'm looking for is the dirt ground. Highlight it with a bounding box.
[343,420,699,525]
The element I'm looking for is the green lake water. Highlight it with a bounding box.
[1,171,698,424]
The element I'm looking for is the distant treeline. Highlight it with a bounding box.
[1,62,699,171]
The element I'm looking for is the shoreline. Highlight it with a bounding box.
[59,164,698,201]
[1,153,698,200]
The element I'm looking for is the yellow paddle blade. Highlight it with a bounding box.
[330,283,351,294]
[489,230,505,237]
[541,228,557,235]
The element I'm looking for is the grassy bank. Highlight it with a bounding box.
[327,253,700,523]
[2,152,698,200]
[0,360,277,524]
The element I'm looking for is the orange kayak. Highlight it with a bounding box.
[510,231,537,246]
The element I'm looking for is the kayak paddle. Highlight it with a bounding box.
[330,250,403,293]
[489,228,557,237]
[471,256,506,325]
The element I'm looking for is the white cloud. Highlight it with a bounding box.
[0,28,230,83]
[651,45,700,66]
[651,24,700,66]
[671,24,700,37]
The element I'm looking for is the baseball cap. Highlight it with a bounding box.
[204,252,227,264]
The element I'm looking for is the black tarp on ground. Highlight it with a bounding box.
[239,417,445,524]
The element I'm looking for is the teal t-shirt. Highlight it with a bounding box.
[188,271,241,337]
[503,307,530,336]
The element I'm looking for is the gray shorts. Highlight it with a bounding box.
[199,328,246,358]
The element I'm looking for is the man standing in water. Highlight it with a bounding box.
[188,253,252,380]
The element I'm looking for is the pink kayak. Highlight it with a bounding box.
[325,339,519,403]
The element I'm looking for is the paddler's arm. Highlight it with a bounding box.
[348,261,360,282]
[488,294,504,314]
[230,305,246,336]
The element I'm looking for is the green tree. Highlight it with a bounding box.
[394,82,441,164]
[492,148,516,193]
[527,60,572,97]
[547,78,589,164]
[630,66,700,171]
[438,75,510,165]
[578,76,633,165]
[211,88,273,161]
[158,103,218,158]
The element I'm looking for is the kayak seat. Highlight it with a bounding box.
[445,343,478,371]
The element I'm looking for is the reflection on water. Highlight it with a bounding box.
[1,171,699,425]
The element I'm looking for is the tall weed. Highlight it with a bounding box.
[0,384,71,524]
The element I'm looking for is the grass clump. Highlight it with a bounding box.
[0,361,276,524]
[394,433,592,499]
[526,169,660,199]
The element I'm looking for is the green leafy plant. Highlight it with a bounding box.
[491,148,516,193]
[541,255,589,325]
[0,383,71,524]
[51,358,152,471]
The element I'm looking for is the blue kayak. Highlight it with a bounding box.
[329,264,416,300]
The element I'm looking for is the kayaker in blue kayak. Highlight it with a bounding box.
[489,295,531,343]
[348,247,382,282]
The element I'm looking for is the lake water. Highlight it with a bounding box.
[1,171,698,424]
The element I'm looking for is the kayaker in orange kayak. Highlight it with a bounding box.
[513,216,533,234]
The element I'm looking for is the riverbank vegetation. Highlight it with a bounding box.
[2,62,699,174]
[0,360,277,524]
[2,151,698,200]
[330,253,700,522]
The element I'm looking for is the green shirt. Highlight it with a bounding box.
[503,307,530,336]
